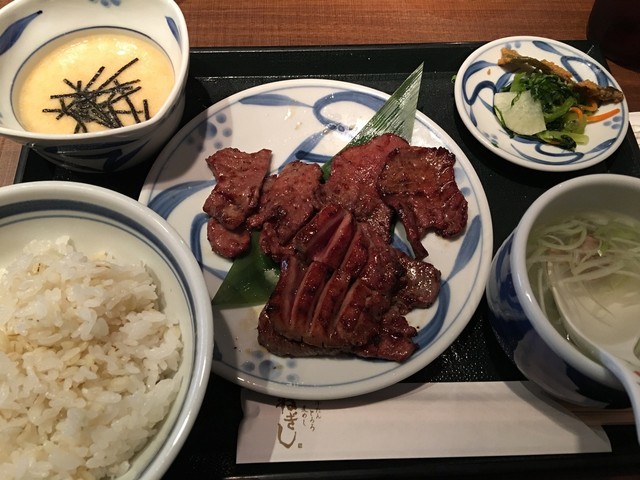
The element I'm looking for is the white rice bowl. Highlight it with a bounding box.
[0,182,213,480]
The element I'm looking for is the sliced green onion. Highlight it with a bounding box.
[527,211,640,349]
[528,210,640,327]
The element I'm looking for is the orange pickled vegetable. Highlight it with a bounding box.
[587,108,621,123]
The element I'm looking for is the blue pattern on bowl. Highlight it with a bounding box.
[90,0,122,7]
[486,234,629,407]
[0,10,41,56]
[0,0,189,172]
[165,15,180,44]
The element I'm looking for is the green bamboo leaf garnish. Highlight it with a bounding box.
[321,62,423,179]
[212,63,424,308]
[212,232,279,308]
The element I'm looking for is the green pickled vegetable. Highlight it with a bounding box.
[212,63,424,308]
[509,72,579,123]
[495,70,590,151]
[536,130,588,150]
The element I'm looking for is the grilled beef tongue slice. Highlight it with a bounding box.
[202,148,271,258]
[203,147,271,230]
[205,217,251,259]
[247,160,323,262]
[378,146,468,260]
[321,133,409,242]
[257,204,435,362]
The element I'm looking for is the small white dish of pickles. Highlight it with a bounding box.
[454,36,629,172]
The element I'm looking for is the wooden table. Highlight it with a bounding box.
[0,0,638,187]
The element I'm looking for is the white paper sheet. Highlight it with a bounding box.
[236,381,612,463]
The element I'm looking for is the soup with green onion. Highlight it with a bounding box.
[527,210,640,358]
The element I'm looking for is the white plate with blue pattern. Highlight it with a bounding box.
[454,36,629,172]
[139,79,493,400]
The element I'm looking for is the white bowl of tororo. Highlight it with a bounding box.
[0,0,189,172]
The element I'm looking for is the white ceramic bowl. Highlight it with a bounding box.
[0,0,189,172]
[486,174,640,407]
[0,181,213,479]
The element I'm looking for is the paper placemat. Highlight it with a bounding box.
[237,381,612,464]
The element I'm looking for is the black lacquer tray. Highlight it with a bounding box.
[15,41,640,480]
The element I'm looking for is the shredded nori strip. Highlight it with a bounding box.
[42,58,152,133]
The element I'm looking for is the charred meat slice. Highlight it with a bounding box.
[258,309,342,358]
[358,223,405,293]
[395,253,441,313]
[305,225,369,348]
[203,148,271,230]
[289,261,334,341]
[378,146,468,259]
[322,133,409,241]
[257,223,296,264]
[268,206,358,346]
[257,205,428,362]
[333,279,391,347]
[206,217,251,259]
[262,255,309,338]
[354,313,418,362]
[202,148,271,258]
[247,161,323,262]
[292,204,355,270]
